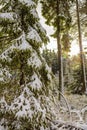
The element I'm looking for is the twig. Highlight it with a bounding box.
[58,89,72,122]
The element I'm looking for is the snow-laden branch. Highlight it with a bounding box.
[26,26,42,43]
[0,12,17,23]
[18,0,35,7]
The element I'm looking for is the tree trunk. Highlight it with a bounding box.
[57,0,64,100]
[76,0,86,93]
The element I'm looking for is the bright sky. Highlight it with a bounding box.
[37,4,87,57]
[37,4,57,49]
[70,40,87,56]
[69,40,79,56]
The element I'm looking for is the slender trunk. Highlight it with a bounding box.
[76,0,86,93]
[57,0,64,100]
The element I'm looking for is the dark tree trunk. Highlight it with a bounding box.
[76,0,86,93]
[57,0,64,100]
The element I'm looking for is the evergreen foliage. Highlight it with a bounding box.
[42,49,58,74]
[40,0,72,35]
[68,67,83,94]
[67,55,87,94]
[0,0,55,129]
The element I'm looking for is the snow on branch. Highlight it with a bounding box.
[28,51,42,68]
[27,26,42,43]
[28,72,42,90]
[18,0,35,7]
[35,22,46,35]
[30,7,39,19]
[0,12,17,23]
[0,32,31,61]
[16,32,31,50]
[34,22,49,43]
[9,86,46,120]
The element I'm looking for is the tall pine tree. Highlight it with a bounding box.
[40,0,72,98]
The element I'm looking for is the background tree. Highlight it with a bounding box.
[42,49,59,74]
[67,54,87,94]
[76,0,86,93]
[40,0,72,98]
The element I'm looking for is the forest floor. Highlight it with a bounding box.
[50,93,87,130]
[54,76,87,124]
[66,93,87,110]
[58,93,87,123]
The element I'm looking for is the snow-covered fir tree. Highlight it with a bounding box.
[0,0,55,130]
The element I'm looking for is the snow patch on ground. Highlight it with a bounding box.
[78,124,87,130]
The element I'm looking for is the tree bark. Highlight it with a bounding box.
[76,0,86,93]
[57,0,64,100]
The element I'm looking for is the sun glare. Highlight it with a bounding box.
[46,40,80,57]
[69,40,87,56]
[69,41,79,56]
[47,40,87,57]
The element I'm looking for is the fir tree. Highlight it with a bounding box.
[0,0,55,129]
